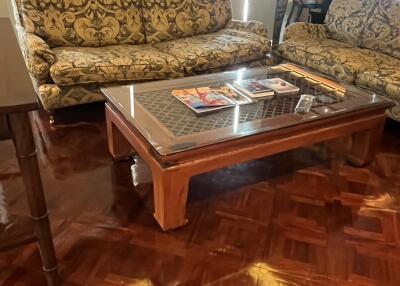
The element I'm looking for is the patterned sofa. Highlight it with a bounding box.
[278,0,400,121]
[11,0,270,110]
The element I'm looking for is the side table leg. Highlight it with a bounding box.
[8,112,59,286]
[347,117,385,167]
[152,168,189,231]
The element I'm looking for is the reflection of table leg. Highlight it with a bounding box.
[8,112,59,286]
[106,107,135,161]
[152,167,189,231]
[348,116,385,167]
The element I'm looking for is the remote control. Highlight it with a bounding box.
[295,94,315,114]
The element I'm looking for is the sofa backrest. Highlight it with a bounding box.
[141,0,232,44]
[361,0,400,59]
[325,0,400,59]
[324,0,370,46]
[18,0,146,48]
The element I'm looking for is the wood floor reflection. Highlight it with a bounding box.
[0,106,399,286]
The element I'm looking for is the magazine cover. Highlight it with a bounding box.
[215,85,253,105]
[232,79,274,99]
[171,87,234,108]
[233,79,273,94]
[171,87,235,114]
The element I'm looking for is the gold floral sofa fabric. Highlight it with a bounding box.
[279,29,399,84]
[19,0,145,47]
[15,24,56,81]
[141,0,232,43]
[361,1,400,59]
[154,29,269,73]
[13,0,270,111]
[278,0,400,121]
[226,19,269,39]
[325,0,400,59]
[324,0,369,46]
[356,69,400,104]
[50,45,184,85]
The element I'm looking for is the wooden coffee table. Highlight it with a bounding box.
[102,65,392,231]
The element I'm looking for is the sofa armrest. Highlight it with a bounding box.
[15,25,55,81]
[283,22,327,41]
[226,19,269,39]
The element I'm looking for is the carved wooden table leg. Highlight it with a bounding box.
[152,167,190,231]
[7,112,59,286]
[348,116,386,167]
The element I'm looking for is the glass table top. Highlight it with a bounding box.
[102,65,390,156]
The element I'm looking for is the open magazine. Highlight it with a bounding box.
[171,86,252,115]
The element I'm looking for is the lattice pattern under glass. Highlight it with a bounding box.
[135,71,349,137]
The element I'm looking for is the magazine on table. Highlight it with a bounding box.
[232,79,275,99]
[218,84,253,105]
[171,87,233,115]
[259,78,300,94]
[232,78,300,98]
[171,84,258,115]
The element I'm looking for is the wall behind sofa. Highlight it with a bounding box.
[231,0,277,39]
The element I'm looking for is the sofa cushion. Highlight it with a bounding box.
[19,0,145,47]
[356,68,400,121]
[141,0,232,43]
[153,29,268,73]
[39,58,268,110]
[325,0,400,59]
[361,0,400,59]
[325,0,370,46]
[283,22,328,41]
[279,39,362,83]
[50,45,184,85]
[356,69,400,103]
[278,38,399,84]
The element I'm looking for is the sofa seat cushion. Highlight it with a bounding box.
[356,69,400,104]
[50,45,185,86]
[39,58,268,111]
[153,29,269,73]
[355,68,400,121]
[279,38,362,83]
[278,38,398,83]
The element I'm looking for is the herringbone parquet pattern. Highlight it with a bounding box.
[0,107,399,286]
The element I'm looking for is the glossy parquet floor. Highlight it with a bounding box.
[0,105,399,286]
